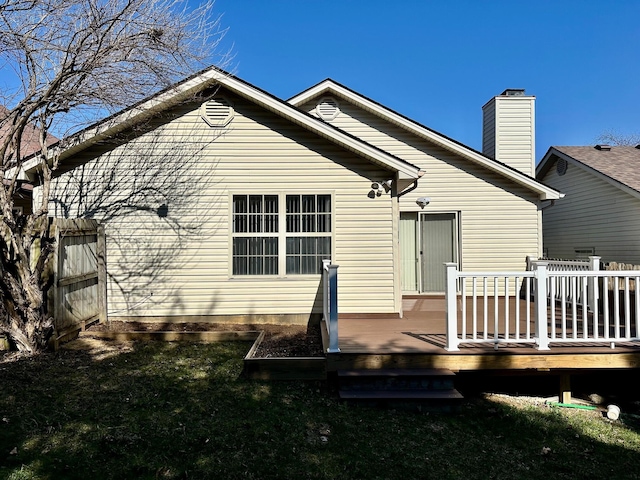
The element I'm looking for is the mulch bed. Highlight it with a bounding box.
[87,321,325,357]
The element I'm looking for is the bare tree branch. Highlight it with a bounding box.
[0,0,228,352]
[595,130,640,147]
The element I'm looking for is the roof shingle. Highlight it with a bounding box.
[553,145,640,194]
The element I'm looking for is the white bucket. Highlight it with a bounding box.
[607,404,620,420]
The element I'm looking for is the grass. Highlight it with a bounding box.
[1,341,640,480]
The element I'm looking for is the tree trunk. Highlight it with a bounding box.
[0,226,55,353]
[1,274,54,353]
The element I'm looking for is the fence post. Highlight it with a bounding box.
[327,264,340,353]
[534,261,550,350]
[587,256,601,313]
[445,262,460,352]
[97,225,108,324]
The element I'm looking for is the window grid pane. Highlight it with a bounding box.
[286,236,331,274]
[233,195,279,234]
[286,195,331,234]
[232,237,278,275]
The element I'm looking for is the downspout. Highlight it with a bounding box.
[540,199,556,210]
[397,179,419,198]
[537,199,556,259]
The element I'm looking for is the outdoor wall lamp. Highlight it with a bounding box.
[416,197,431,208]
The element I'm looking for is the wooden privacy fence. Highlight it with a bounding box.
[47,218,106,348]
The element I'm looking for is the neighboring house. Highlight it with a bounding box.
[22,68,560,323]
[1,105,58,214]
[537,145,640,264]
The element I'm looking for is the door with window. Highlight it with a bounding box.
[400,212,458,293]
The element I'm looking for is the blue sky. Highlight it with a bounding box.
[211,0,640,163]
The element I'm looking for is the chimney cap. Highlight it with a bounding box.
[595,144,612,151]
[501,89,526,96]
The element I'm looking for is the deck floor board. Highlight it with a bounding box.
[335,297,640,356]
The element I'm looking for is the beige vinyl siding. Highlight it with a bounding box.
[482,100,496,159]
[51,90,398,318]
[539,160,640,264]
[300,98,541,275]
[488,96,535,176]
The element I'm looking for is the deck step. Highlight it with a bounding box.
[336,367,463,410]
[338,368,455,378]
[339,389,463,400]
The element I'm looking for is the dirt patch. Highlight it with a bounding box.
[87,321,325,357]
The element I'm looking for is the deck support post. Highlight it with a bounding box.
[534,262,550,350]
[559,373,572,404]
[445,262,460,352]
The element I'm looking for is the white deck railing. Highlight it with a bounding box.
[322,259,340,353]
[445,261,640,352]
[527,256,600,311]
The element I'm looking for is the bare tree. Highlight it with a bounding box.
[595,131,640,147]
[0,0,227,352]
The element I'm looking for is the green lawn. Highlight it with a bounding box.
[1,341,640,480]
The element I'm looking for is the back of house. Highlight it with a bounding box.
[42,69,560,325]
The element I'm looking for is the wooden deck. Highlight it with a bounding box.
[326,296,640,372]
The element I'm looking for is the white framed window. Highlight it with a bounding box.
[231,193,332,276]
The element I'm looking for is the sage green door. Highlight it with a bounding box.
[420,213,457,292]
[399,212,418,292]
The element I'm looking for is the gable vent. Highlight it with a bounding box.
[316,97,340,121]
[556,158,567,176]
[200,97,234,127]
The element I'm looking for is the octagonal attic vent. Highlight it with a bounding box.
[316,97,340,121]
[200,97,234,127]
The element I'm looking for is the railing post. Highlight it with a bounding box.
[445,262,460,352]
[327,264,340,353]
[588,256,601,313]
[534,261,550,350]
[526,256,536,271]
[322,259,330,324]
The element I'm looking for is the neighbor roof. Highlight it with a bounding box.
[289,79,562,201]
[537,146,640,197]
[0,105,59,158]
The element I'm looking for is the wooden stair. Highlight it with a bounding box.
[337,368,463,411]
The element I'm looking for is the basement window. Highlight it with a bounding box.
[200,97,234,127]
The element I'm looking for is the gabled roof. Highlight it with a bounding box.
[20,66,422,181]
[537,146,640,200]
[289,79,562,201]
[1,105,59,158]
